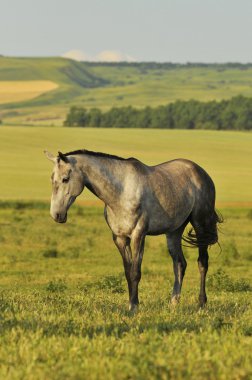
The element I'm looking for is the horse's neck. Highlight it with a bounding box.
[78,155,124,205]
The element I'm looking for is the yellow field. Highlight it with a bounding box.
[0,81,58,104]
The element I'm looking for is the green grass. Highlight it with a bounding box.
[1,60,252,379]
[0,126,251,204]
[0,203,251,379]
[2,58,252,125]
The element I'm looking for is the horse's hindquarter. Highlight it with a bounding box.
[145,160,199,234]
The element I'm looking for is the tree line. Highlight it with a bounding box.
[85,61,252,71]
[64,95,252,130]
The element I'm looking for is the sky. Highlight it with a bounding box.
[1,0,252,63]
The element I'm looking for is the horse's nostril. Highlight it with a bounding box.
[56,213,60,220]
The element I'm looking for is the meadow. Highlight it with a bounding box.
[2,58,252,125]
[0,126,251,379]
[0,203,251,379]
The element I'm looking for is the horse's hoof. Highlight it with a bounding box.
[129,303,139,314]
[171,295,180,306]
[198,296,207,308]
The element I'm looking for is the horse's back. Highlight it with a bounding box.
[152,158,215,193]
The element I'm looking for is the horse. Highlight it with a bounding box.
[45,149,222,311]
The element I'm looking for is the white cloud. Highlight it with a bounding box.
[94,50,136,62]
[62,49,136,62]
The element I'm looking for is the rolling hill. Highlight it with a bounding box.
[1,57,252,125]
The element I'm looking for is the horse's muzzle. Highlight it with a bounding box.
[53,213,67,223]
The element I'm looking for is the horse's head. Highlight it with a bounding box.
[45,151,84,223]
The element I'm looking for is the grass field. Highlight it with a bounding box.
[0,126,251,378]
[2,58,252,125]
[78,65,252,108]
[0,203,251,379]
[0,81,58,104]
[0,127,251,205]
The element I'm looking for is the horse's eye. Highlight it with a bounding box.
[62,177,69,183]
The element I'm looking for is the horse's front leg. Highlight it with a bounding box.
[113,232,145,312]
[129,233,145,311]
[113,234,133,303]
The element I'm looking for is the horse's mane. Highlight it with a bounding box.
[64,149,127,161]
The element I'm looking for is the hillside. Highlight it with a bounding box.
[1,57,252,125]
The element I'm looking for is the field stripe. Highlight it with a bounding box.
[0,80,58,104]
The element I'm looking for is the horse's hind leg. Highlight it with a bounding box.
[190,212,215,307]
[197,245,209,307]
[166,226,187,305]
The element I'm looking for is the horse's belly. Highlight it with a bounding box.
[147,215,174,235]
[146,203,192,235]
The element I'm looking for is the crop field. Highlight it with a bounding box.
[2,58,252,125]
[0,126,251,379]
[0,81,58,105]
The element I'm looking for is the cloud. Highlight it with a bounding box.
[95,50,136,62]
[62,49,136,62]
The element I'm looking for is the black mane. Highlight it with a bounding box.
[64,149,127,161]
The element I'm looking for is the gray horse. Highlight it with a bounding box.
[45,149,222,311]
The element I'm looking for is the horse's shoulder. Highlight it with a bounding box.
[127,157,150,173]
[127,157,141,163]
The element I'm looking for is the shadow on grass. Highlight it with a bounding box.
[0,317,204,338]
[0,288,250,339]
[0,304,243,339]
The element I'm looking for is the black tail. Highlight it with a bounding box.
[182,209,224,248]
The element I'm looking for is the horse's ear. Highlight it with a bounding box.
[58,151,69,163]
[44,150,56,163]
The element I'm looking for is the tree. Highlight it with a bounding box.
[88,108,102,127]
[63,106,89,127]
[63,95,252,131]
[137,107,153,128]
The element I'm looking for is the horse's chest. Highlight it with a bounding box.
[104,206,139,236]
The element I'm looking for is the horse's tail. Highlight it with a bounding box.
[182,209,224,248]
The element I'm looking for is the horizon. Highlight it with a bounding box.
[1,54,252,65]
